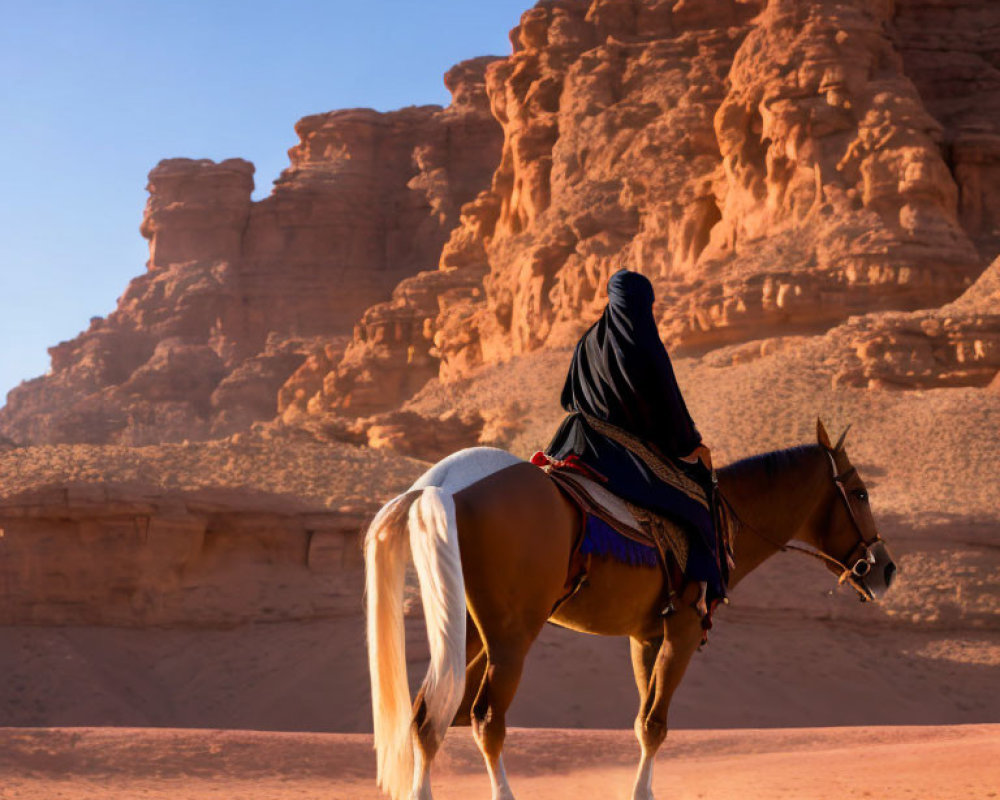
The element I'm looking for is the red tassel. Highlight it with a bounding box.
[530,452,608,482]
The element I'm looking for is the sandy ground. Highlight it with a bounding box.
[2,598,996,732]
[1,724,997,799]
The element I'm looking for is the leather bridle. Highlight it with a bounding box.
[720,449,884,602]
[818,449,885,600]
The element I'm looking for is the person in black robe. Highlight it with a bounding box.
[545,269,726,603]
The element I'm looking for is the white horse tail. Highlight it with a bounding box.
[366,489,422,799]
[365,486,467,800]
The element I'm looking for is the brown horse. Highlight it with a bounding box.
[365,420,896,800]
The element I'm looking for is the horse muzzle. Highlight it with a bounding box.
[850,540,896,602]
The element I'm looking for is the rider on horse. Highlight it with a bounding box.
[543,269,730,614]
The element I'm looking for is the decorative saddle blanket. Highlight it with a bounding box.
[535,412,734,596]
[536,460,690,572]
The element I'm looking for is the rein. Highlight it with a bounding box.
[718,449,882,601]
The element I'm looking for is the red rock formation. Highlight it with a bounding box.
[0,430,426,626]
[296,0,998,434]
[141,158,254,270]
[0,58,503,445]
[4,3,997,452]
[279,266,486,419]
[827,255,1000,389]
[429,0,989,378]
[0,482,374,626]
[892,0,1000,259]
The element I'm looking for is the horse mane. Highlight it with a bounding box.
[720,444,820,480]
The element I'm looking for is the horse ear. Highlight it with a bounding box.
[834,424,852,452]
[817,418,833,450]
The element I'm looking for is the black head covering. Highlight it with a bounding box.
[555,269,701,458]
[544,270,725,601]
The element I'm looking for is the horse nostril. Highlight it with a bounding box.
[884,562,897,587]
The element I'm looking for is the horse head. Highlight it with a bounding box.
[813,419,897,601]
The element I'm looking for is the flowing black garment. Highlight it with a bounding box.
[546,269,726,599]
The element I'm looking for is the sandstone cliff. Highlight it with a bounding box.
[437,0,995,371]
[295,0,998,429]
[3,2,998,450]
[0,58,502,446]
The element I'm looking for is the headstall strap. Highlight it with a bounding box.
[721,449,881,601]
[825,451,880,548]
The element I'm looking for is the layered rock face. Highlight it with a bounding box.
[278,266,487,418]
[892,0,1000,259]
[3,2,997,448]
[292,0,997,430]
[0,434,427,626]
[0,58,503,445]
[827,255,1000,389]
[431,0,990,377]
[0,484,373,626]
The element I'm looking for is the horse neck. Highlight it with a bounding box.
[716,445,830,589]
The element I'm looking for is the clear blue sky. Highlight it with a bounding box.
[0,0,529,401]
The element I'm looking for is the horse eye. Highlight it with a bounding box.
[853,489,868,502]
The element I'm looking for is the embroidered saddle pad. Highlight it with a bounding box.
[544,466,689,570]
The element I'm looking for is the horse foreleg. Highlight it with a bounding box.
[471,648,529,800]
[629,609,703,800]
[629,635,662,800]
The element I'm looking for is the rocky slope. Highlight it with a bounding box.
[0,58,502,446]
[825,254,1000,389]
[0,436,425,626]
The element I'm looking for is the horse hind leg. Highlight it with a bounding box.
[470,644,531,800]
[412,619,482,799]
[451,463,577,799]
[452,620,487,727]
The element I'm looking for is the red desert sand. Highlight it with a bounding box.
[1,725,997,799]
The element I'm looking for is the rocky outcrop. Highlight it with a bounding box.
[0,433,426,626]
[428,0,988,377]
[279,267,487,419]
[293,0,998,428]
[0,57,503,446]
[140,158,255,270]
[892,0,1000,259]
[4,3,998,451]
[0,483,375,626]
[827,255,1000,389]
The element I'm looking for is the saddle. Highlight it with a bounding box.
[543,465,690,571]
[532,414,735,630]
